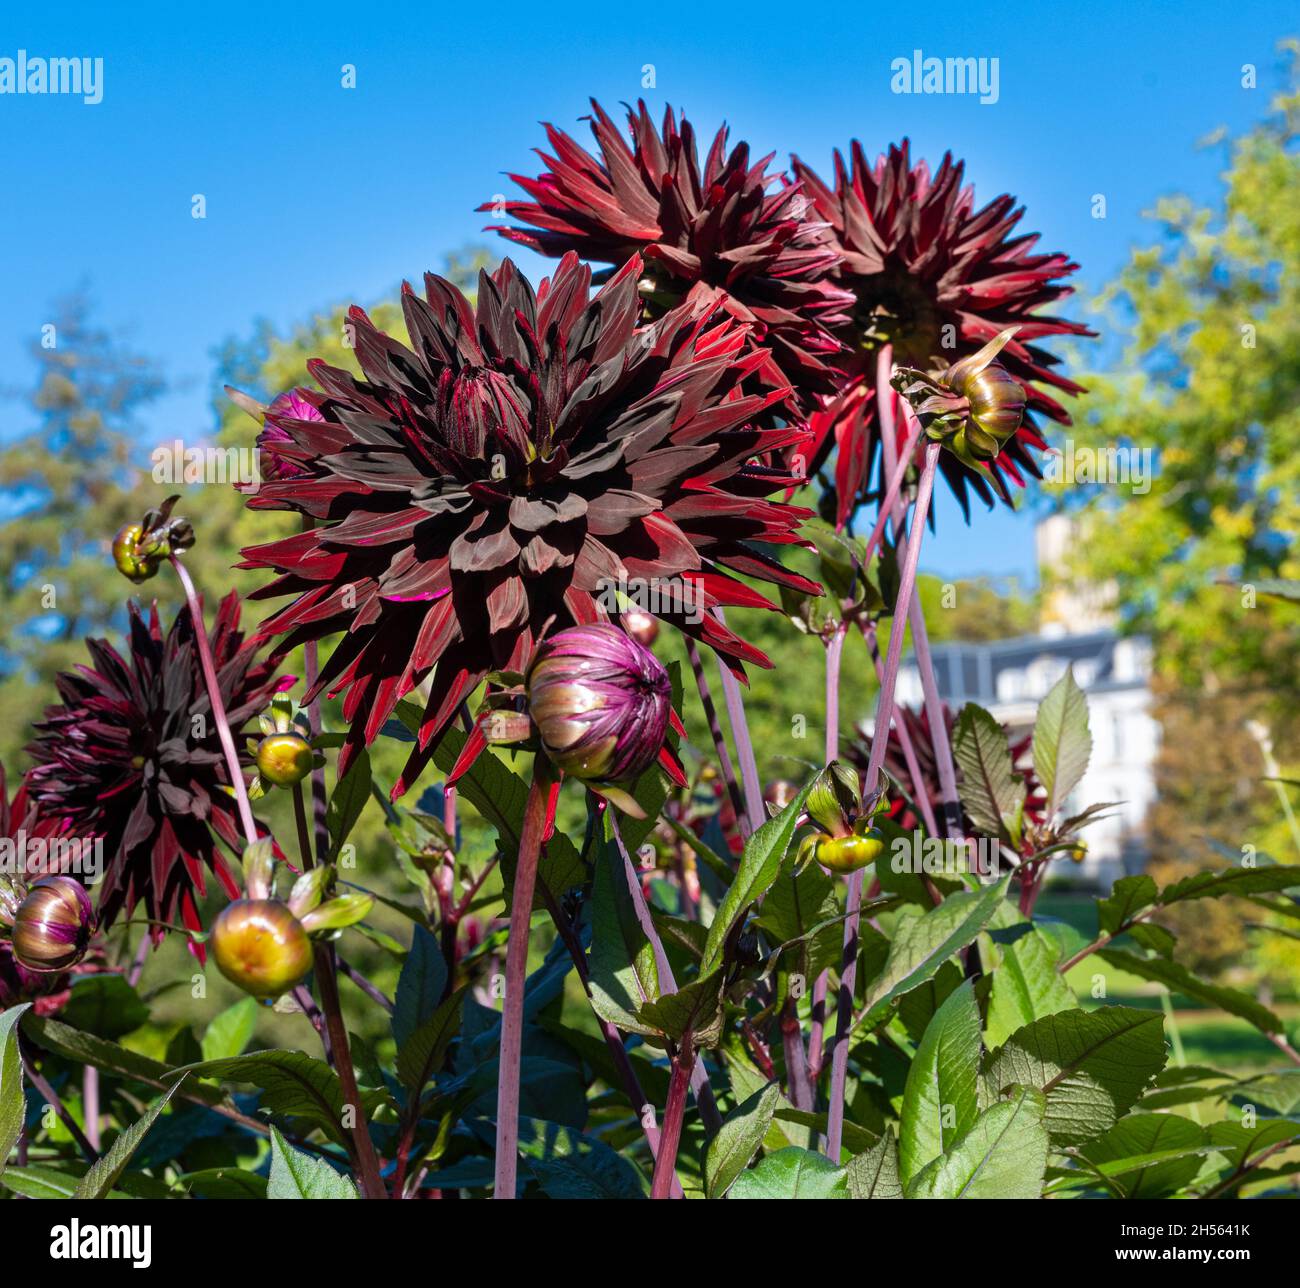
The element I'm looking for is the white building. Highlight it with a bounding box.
[895,518,1159,888]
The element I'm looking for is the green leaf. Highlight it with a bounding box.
[1159,864,1300,906]
[73,1078,184,1199]
[182,1166,269,1199]
[327,747,371,857]
[907,1086,1049,1199]
[1,1164,117,1200]
[1096,874,1158,936]
[1078,1112,1207,1198]
[953,704,1022,839]
[267,1125,357,1198]
[1097,948,1282,1034]
[700,781,811,978]
[983,1005,1167,1146]
[846,1132,903,1198]
[172,1051,381,1146]
[705,1080,781,1198]
[636,971,726,1048]
[984,926,1076,1047]
[515,1117,648,1199]
[1226,1070,1300,1116]
[589,837,661,1037]
[1206,1117,1300,1168]
[899,981,982,1185]
[857,875,1013,1033]
[60,976,149,1039]
[396,986,467,1091]
[201,997,258,1062]
[1032,667,1091,815]
[0,1004,31,1177]
[728,1146,849,1199]
[392,925,449,1050]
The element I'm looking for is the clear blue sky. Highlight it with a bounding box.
[2,0,1294,581]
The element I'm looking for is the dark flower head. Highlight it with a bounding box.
[239,253,819,795]
[482,100,854,421]
[249,390,322,491]
[527,624,671,784]
[26,595,290,942]
[792,140,1092,522]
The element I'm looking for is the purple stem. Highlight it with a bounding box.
[825,439,942,1161]
[493,767,551,1199]
[610,812,722,1135]
[168,556,258,848]
[685,639,746,833]
[650,1042,696,1199]
[711,609,766,836]
[83,1066,100,1152]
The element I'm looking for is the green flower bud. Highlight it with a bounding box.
[210,899,312,998]
[805,761,861,838]
[255,733,314,787]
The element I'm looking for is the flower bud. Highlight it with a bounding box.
[805,762,861,838]
[210,899,312,998]
[255,733,314,787]
[111,524,157,583]
[526,624,671,784]
[811,830,885,875]
[622,610,659,648]
[11,876,94,973]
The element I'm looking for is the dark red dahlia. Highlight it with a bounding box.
[481,100,853,420]
[238,253,819,795]
[792,140,1092,522]
[25,595,289,940]
[247,390,322,494]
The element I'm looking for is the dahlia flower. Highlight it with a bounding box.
[26,595,289,939]
[482,100,853,420]
[239,254,818,795]
[792,140,1091,522]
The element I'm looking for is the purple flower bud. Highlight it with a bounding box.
[526,624,671,783]
[11,875,94,973]
[256,391,323,483]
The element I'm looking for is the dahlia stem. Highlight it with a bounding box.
[825,439,941,1161]
[493,762,551,1199]
[685,639,745,832]
[289,780,386,1200]
[860,412,924,567]
[82,1066,100,1151]
[538,881,680,1195]
[168,555,258,849]
[336,955,394,1012]
[19,1041,98,1163]
[711,610,765,836]
[804,622,848,1092]
[650,1040,695,1199]
[609,811,723,1135]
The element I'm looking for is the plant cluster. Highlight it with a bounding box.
[1,97,1298,1205]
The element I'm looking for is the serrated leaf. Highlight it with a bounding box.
[1159,864,1300,906]
[983,1006,1167,1145]
[636,970,725,1048]
[73,1079,183,1199]
[267,1125,357,1198]
[396,987,467,1091]
[899,981,982,1185]
[907,1086,1048,1198]
[700,782,811,978]
[1097,949,1281,1034]
[1096,874,1158,936]
[1226,1070,1300,1116]
[1032,667,1091,815]
[728,1146,849,1199]
[705,1080,781,1198]
[515,1117,648,1199]
[846,1131,903,1198]
[1206,1117,1300,1167]
[857,875,1012,1033]
[201,997,258,1062]
[172,1051,381,1146]
[985,927,1076,1047]
[0,1004,31,1177]
[392,925,449,1050]
[1078,1112,1206,1198]
[953,705,1023,839]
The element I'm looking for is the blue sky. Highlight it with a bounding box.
[2,0,1294,581]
